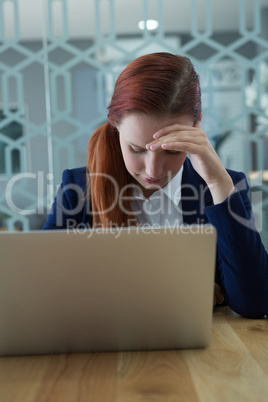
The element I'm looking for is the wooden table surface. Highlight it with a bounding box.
[0,306,268,402]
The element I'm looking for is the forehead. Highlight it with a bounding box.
[118,113,193,145]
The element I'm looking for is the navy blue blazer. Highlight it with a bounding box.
[43,158,268,318]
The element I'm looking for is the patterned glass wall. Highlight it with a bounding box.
[0,0,268,249]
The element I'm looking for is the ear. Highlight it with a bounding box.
[193,113,203,128]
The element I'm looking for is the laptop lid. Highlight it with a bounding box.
[0,226,217,356]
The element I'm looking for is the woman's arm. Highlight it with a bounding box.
[204,173,268,318]
[147,124,268,318]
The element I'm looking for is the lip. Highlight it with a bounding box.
[143,176,163,184]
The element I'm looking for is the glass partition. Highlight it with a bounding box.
[0,0,267,248]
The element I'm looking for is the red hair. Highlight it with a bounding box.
[87,53,201,227]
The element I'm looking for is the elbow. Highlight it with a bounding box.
[226,297,267,319]
[232,308,266,319]
[222,276,268,318]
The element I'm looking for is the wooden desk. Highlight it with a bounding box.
[0,306,267,402]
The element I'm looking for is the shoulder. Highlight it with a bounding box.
[226,168,249,192]
[62,167,87,189]
[226,168,246,181]
[42,167,89,230]
[183,158,248,190]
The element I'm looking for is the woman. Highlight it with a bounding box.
[43,52,268,318]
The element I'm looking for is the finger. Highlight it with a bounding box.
[153,124,198,139]
[147,134,206,150]
[161,141,205,155]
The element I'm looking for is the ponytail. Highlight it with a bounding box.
[87,122,136,227]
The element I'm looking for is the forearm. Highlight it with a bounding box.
[205,191,268,318]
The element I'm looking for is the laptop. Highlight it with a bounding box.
[0,226,217,356]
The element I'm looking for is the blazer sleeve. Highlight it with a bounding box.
[204,171,268,318]
[42,169,86,230]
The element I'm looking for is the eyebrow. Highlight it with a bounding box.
[127,141,146,150]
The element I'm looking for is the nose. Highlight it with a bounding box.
[145,151,163,179]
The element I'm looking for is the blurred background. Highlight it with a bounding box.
[0,0,268,249]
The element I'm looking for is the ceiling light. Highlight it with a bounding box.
[138,20,159,31]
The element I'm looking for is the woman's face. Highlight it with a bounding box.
[117,113,194,198]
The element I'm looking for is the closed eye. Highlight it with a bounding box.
[129,146,146,154]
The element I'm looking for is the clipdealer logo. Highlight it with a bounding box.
[65,219,215,239]
[4,170,265,233]
[5,172,55,215]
